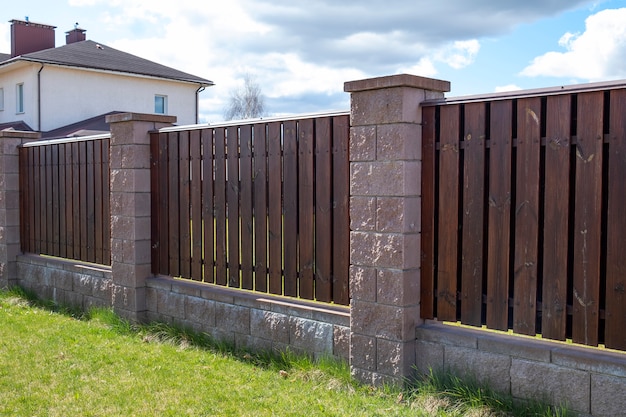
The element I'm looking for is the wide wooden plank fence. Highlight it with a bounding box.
[421,87,626,351]
[19,135,111,265]
[150,113,350,305]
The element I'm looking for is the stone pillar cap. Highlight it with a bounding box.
[106,112,177,124]
[344,74,450,94]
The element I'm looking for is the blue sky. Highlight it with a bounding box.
[1,1,625,123]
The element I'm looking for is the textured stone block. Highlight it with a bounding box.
[511,359,589,414]
[349,86,426,126]
[376,197,420,233]
[120,144,151,169]
[377,339,415,378]
[215,303,250,335]
[235,333,273,353]
[350,231,419,269]
[350,125,377,161]
[112,285,146,313]
[110,192,151,218]
[350,161,420,197]
[289,317,333,354]
[110,168,151,193]
[351,299,418,342]
[250,309,289,344]
[591,374,626,416]
[350,265,376,302]
[155,289,185,318]
[185,296,215,327]
[552,345,626,378]
[414,340,444,376]
[350,333,377,371]
[333,325,350,360]
[350,196,376,231]
[446,346,512,394]
[111,262,151,288]
[376,268,420,307]
[376,123,421,161]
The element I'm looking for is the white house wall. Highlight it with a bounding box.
[0,63,200,131]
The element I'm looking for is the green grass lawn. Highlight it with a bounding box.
[0,288,567,416]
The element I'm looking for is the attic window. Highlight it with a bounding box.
[155,95,167,114]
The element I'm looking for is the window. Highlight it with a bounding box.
[155,95,167,114]
[16,83,24,113]
[0,88,4,111]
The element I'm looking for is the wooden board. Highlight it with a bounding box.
[168,132,181,277]
[486,100,512,331]
[436,104,460,322]
[332,115,350,305]
[605,88,626,350]
[298,119,315,300]
[214,128,228,286]
[541,94,571,341]
[283,121,298,297]
[240,125,254,290]
[421,106,436,319]
[179,131,192,279]
[315,118,332,302]
[268,122,283,295]
[190,130,203,281]
[461,102,486,326]
[201,129,215,283]
[156,133,170,275]
[571,91,603,346]
[513,97,541,336]
[253,124,268,292]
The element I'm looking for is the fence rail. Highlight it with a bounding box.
[19,135,111,265]
[150,114,350,305]
[421,88,626,351]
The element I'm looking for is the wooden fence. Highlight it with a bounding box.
[150,113,350,305]
[19,135,111,265]
[421,87,626,351]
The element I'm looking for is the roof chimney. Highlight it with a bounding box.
[66,24,86,44]
[10,19,56,57]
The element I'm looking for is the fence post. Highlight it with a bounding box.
[106,113,176,321]
[0,130,41,290]
[344,74,449,385]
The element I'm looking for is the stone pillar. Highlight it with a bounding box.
[106,113,176,321]
[0,130,40,289]
[344,74,450,385]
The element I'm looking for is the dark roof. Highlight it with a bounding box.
[0,40,213,86]
[42,111,123,139]
[0,121,33,131]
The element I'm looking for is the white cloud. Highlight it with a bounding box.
[521,8,626,80]
[435,40,481,69]
[494,84,523,93]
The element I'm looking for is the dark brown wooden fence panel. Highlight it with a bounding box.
[605,88,626,350]
[461,102,486,326]
[486,100,512,331]
[437,104,460,321]
[298,119,315,300]
[240,126,254,290]
[421,106,436,320]
[149,114,350,306]
[253,124,268,292]
[572,91,604,346]
[332,115,350,305]
[315,118,332,302]
[283,121,298,297]
[19,137,111,266]
[150,133,162,274]
[542,94,571,341]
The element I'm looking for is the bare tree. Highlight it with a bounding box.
[224,74,266,120]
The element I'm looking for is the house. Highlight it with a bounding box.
[0,18,213,137]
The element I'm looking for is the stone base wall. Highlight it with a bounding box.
[415,322,626,417]
[16,254,112,311]
[146,276,350,361]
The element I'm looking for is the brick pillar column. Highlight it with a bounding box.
[0,130,40,289]
[106,113,176,321]
[344,74,449,385]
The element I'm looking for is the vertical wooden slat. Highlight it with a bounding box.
[39,147,46,254]
[28,148,37,253]
[268,122,283,295]
[437,104,460,321]
[240,125,254,290]
[58,144,67,259]
[315,118,332,302]
[150,133,161,274]
[297,119,314,300]
[179,131,192,279]
[421,106,436,318]
[156,133,169,274]
[541,94,571,341]
[605,88,626,350]
[461,102,486,326]
[332,115,350,305]
[253,124,268,292]
[486,100,513,331]
[102,138,111,264]
[94,141,104,264]
[201,129,215,283]
[65,143,74,259]
[79,141,88,260]
[571,91,604,346]
[226,126,240,288]
[283,121,298,297]
[51,145,60,257]
[19,148,29,253]
[168,132,181,277]
[214,128,228,286]
[190,130,203,281]
[513,97,541,336]
[72,142,81,258]
[86,141,95,262]
[46,145,53,255]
